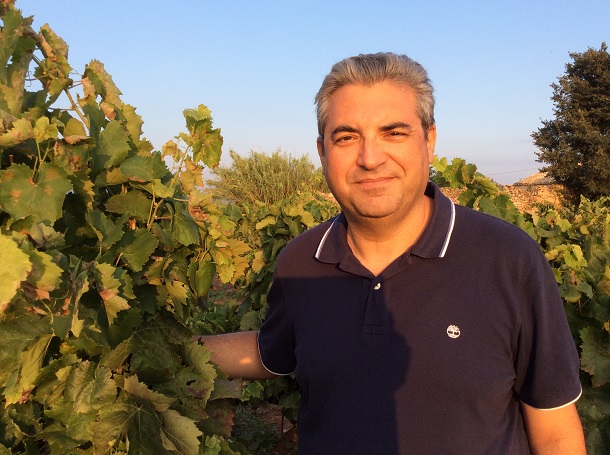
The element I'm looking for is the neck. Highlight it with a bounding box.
[346,196,433,276]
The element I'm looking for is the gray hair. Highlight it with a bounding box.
[315,52,435,138]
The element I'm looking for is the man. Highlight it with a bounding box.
[201,53,585,454]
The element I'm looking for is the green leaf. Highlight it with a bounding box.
[64,361,117,413]
[0,234,31,312]
[136,178,176,198]
[105,189,151,220]
[117,228,158,272]
[190,260,215,298]
[130,329,181,383]
[41,399,97,445]
[93,120,131,172]
[0,162,73,223]
[581,327,610,387]
[127,400,167,455]
[172,206,200,246]
[239,310,262,331]
[90,400,136,453]
[160,408,202,455]
[120,153,168,182]
[86,211,127,248]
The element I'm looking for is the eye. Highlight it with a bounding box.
[335,135,356,143]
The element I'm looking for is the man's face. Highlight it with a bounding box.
[317,82,436,223]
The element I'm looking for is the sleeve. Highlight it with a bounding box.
[257,274,297,375]
[513,245,582,409]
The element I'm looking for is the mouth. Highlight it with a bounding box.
[355,176,395,187]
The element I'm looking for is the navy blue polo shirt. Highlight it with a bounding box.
[258,182,581,454]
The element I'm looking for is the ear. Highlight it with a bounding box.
[426,125,437,164]
[316,137,325,160]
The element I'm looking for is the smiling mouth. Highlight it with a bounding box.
[355,176,394,185]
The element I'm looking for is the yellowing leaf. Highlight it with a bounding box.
[251,250,266,274]
[26,249,63,293]
[65,361,117,413]
[123,374,174,412]
[95,262,132,324]
[16,334,53,403]
[160,409,202,455]
[0,235,32,312]
[0,117,33,146]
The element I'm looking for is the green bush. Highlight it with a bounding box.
[208,149,329,205]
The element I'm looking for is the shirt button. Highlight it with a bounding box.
[373,283,381,290]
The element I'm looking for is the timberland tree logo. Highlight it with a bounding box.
[446,325,461,339]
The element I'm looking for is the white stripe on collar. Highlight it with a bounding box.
[315,218,338,260]
[438,202,456,258]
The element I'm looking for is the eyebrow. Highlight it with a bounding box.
[379,122,413,132]
[329,125,359,140]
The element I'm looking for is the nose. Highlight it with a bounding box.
[356,138,387,170]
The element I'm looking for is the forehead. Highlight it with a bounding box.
[324,82,420,130]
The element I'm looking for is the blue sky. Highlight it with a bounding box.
[17,1,610,184]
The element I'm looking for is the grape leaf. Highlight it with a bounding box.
[172,206,200,246]
[4,334,53,405]
[0,234,32,311]
[64,361,117,413]
[90,400,135,453]
[0,162,72,223]
[0,117,33,146]
[124,375,174,412]
[160,408,202,455]
[127,400,167,455]
[93,120,131,172]
[581,327,610,387]
[120,153,168,183]
[117,228,158,272]
[86,211,127,248]
[190,260,215,298]
[84,60,123,108]
[41,398,96,444]
[27,249,63,289]
[95,262,133,324]
[105,189,151,220]
[130,329,181,383]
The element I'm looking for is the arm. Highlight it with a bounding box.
[521,402,586,454]
[195,331,277,380]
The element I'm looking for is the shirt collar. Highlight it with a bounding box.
[315,182,456,265]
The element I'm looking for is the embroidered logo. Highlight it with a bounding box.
[446,325,461,339]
